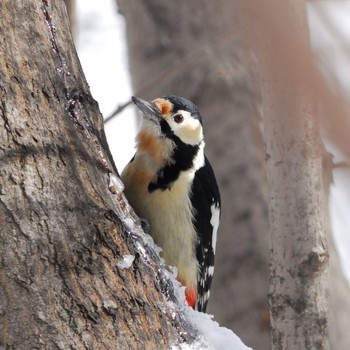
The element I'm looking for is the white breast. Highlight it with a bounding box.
[142,169,198,286]
[122,142,205,288]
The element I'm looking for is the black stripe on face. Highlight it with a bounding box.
[159,118,172,137]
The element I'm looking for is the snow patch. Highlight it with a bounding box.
[166,268,252,350]
[185,309,252,350]
[108,172,124,194]
[117,254,135,269]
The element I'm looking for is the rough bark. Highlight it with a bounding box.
[249,0,329,348]
[0,1,192,349]
[328,232,350,350]
[117,1,270,349]
[324,163,350,350]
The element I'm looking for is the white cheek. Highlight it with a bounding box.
[170,111,203,145]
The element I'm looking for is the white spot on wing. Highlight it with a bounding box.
[208,265,215,277]
[210,202,220,254]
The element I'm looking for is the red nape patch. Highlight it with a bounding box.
[185,286,197,308]
[152,98,172,116]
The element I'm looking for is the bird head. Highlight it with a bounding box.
[132,95,204,146]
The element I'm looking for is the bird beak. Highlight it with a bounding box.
[132,96,161,121]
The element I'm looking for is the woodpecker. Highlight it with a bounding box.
[121,95,220,312]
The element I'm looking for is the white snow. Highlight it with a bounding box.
[184,309,252,350]
[117,254,135,270]
[165,275,251,350]
[108,172,124,194]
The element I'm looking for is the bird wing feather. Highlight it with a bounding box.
[191,156,221,312]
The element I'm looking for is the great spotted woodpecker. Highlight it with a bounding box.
[121,96,220,312]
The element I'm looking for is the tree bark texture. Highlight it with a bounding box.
[117,1,270,349]
[0,1,191,349]
[249,1,329,348]
[328,233,350,350]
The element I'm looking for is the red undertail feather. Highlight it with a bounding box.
[185,285,197,308]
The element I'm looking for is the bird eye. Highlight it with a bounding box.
[173,114,184,124]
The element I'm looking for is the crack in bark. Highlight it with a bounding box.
[0,100,10,132]
[32,154,45,190]
[41,0,69,86]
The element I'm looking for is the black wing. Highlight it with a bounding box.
[191,156,221,312]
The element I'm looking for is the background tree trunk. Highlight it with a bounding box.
[250,0,329,348]
[64,0,76,36]
[117,1,270,349]
[0,1,192,348]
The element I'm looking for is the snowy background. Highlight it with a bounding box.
[75,0,136,172]
[74,0,350,348]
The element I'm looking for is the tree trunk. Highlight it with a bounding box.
[64,0,76,36]
[0,1,192,348]
[117,1,270,349]
[328,232,350,350]
[250,0,329,348]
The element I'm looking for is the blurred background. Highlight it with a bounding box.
[67,1,350,348]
